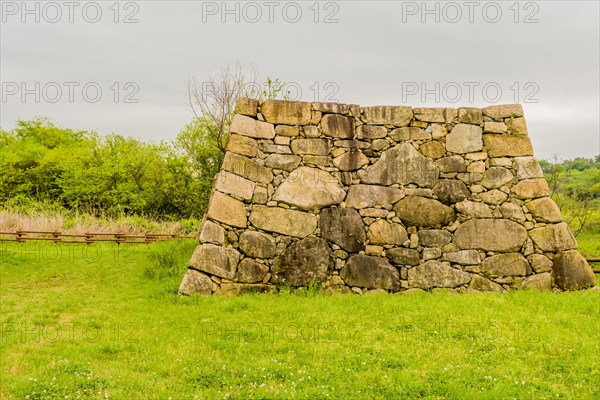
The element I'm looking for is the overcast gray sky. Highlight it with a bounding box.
[1,0,599,159]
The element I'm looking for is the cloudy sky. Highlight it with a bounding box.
[1,0,599,159]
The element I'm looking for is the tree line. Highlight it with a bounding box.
[0,117,221,219]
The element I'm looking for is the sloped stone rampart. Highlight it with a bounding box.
[179,99,595,295]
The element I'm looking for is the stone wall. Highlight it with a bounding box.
[178,99,596,296]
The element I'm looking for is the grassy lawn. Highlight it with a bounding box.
[1,240,599,399]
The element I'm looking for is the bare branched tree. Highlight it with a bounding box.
[187,62,261,153]
[560,196,593,237]
[547,154,562,196]
[187,63,291,154]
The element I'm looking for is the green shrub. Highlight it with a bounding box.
[1,117,221,220]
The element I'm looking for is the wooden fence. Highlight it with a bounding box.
[0,230,196,244]
[587,259,600,274]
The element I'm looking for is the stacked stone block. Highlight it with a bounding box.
[178,99,595,296]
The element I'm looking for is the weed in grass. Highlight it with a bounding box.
[143,239,197,280]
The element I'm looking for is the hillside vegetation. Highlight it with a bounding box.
[0,118,221,233]
[539,156,600,258]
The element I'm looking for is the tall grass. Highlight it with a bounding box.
[143,239,198,279]
[0,205,200,235]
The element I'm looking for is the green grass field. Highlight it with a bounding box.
[1,240,599,399]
